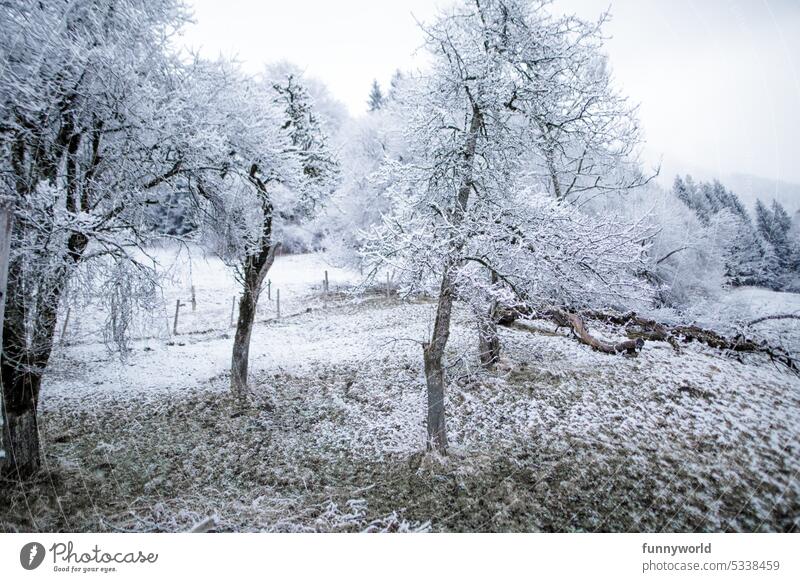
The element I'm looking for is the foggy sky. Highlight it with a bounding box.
[179,0,800,184]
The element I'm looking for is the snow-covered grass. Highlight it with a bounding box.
[1,250,798,532]
[62,244,361,345]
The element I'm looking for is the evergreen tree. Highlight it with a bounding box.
[673,175,713,225]
[367,79,385,112]
[387,69,403,101]
[724,214,764,286]
[673,175,773,287]
[755,199,790,255]
[754,199,796,287]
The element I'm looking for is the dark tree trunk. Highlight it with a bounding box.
[0,224,80,477]
[423,269,455,453]
[477,315,501,370]
[230,285,258,401]
[477,271,501,370]
[0,260,57,478]
[1,110,92,477]
[229,247,277,400]
[0,382,40,478]
[421,104,483,454]
[229,165,278,401]
[0,199,13,469]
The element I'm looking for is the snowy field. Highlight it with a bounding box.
[2,248,799,532]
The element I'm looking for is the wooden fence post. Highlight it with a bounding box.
[173,299,182,335]
[191,286,196,312]
[60,307,71,346]
[324,270,329,294]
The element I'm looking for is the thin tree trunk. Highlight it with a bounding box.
[477,315,501,369]
[229,166,279,401]
[423,268,456,453]
[477,271,501,369]
[0,199,13,470]
[422,103,483,453]
[230,286,257,401]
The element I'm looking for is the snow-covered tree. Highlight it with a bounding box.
[670,175,770,289]
[755,199,798,288]
[362,0,650,453]
[0,0,191,475]
[323,109,403,267]
[367,79,385,112]
[180,62,339,400]
[387,70,404,102]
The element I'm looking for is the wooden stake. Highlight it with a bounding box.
[324,270,329,294]
[191,285,196,311]
[173,299,182,335]
[60,307,71,346]
[267,279,271,300]
[276,289,280,319]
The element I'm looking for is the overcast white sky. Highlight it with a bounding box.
[179,0,800,184]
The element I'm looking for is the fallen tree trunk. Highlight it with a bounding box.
[549,309,643,355]
[499,307,798,373]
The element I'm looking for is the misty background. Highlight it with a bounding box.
[179,0,800,211]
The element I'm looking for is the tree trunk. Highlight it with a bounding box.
[230,286,257,402]
[1,266,46,478]
[550,309,643,355]
[0,238,80,477]
[0,393,40,478]
[421,103,483,454]
[229,166,279,402]
[477,315,501,369]
[0,261,54,478]
[477,271,501,370]
[0,199,13,469]
[423,268,455,454]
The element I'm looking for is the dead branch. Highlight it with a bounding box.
[746,314,800,326]
[548,308,643,355]
[499,306,798,373]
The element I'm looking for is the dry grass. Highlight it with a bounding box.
[2,300,798,532]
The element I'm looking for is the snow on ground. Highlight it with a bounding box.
[660,286,800,332]
[45,246,423,400]
[62,244,362,344]
[2,250,799,533]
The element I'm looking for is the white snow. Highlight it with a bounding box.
[27,248,800,532]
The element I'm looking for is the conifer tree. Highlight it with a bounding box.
[367,79,385,112]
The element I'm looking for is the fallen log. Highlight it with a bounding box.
[549,309,644,355]
[581,309,682,351]
[578,310,789,360]
[500,307,798,373]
